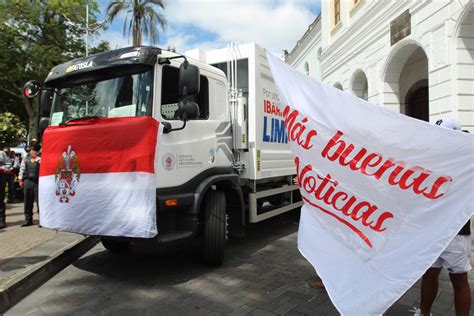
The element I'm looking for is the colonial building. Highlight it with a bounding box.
[289,0,473,131]
[286,16,322,80]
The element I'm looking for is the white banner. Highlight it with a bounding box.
[266,52,474,314]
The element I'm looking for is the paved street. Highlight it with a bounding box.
[6,211,474,316]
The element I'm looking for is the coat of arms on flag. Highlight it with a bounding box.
[55,145,80,203]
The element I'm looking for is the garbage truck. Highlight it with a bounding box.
[24,42,302,265]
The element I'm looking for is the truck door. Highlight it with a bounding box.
[155,63,233,189]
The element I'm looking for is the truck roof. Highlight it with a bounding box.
[45,46,161,88]
[45,46,226,88]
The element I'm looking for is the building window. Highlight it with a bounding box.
[334,0,341,25]
[304,61,309,75]
[350,0,363,15]
[352,71,368,100]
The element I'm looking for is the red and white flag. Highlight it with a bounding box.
[39,117,162,238]
[266,52,474,314]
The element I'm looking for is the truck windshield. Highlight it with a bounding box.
[50,70,153,125]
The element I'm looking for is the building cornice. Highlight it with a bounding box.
[287,15,321,64]
[290,33,322,66]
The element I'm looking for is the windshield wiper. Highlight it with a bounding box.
[60,115,101,126]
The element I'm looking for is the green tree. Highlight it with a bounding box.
[107,0,166,46]
[0,0,107,140]
[0,112,27,147]
[89,40,111,55]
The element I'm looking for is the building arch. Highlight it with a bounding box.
[351,69,368,100]
[382,39,429,121]
[381,39,428,82]
[405,79,428,121]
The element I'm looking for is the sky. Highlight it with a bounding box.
[93,0,321,56]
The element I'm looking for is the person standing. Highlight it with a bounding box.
[10,150,20,202]
[3,147,18,203]
[415,117,471,316]
[0,148,9,229]
[18,145,41,227]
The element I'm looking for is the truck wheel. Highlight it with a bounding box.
[101,238,130,253]
[203,190,226,266]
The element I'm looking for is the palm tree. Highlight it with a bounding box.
[107,0,166,46]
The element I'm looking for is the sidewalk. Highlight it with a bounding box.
[0,202,97,313]
[0,203,57,264]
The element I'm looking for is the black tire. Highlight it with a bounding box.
[101,238,130,253]
[203,190,226,266]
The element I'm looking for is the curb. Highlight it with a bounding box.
[0,236,99,314]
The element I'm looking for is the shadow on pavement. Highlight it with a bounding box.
[8,209,341,315]
[0,255,50,270]
[72,210,301,286]
[3,219,40,227]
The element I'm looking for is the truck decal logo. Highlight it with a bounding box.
[66,61,93,73]
[162,153,175,171]
[55,145,81,203]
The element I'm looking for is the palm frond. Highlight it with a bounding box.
[145,6,166,29]
[106,1,128,23]
[107,0,166,46]
[144,0,165,10]
[143,6,166,44]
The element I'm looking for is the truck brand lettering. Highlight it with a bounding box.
[66,61,93,73]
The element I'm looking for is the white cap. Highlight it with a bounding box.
[434,117,461,130]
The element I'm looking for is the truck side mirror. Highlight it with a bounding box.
[39,117,50,136]
[23,80,41,98]
[179,62,200,96]
[164,100,200,134]
[176,100,200,121]
[40,89,53,118]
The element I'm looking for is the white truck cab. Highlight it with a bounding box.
[26,43,302,265]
